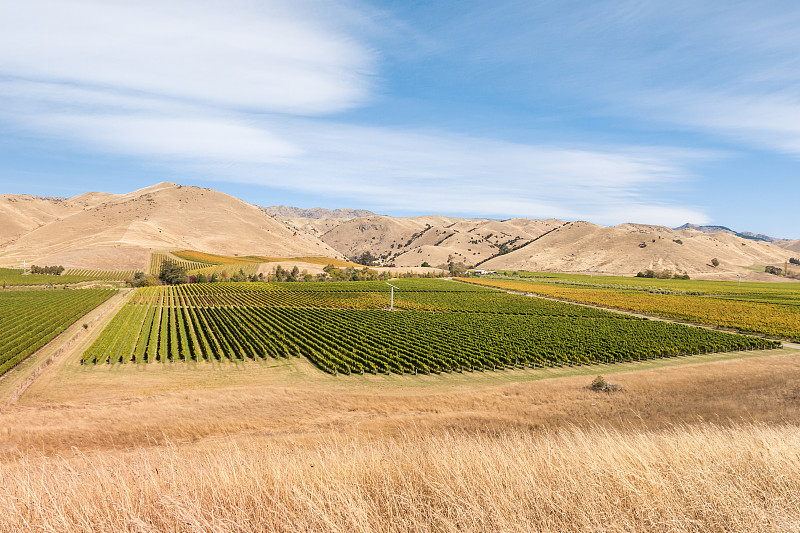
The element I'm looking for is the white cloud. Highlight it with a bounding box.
[572,2,800,158]
[176,117,710,226]
[637,90,800,157]
[35,114,302,162]
[0,0,712,227]
[0,0,374,114]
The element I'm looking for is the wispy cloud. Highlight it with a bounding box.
[636,90,800,157]
[418,1,800,158]
[552,1,800,157]
[0,0,714,227]
[0,0,375,114]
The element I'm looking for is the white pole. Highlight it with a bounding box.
[385,282,398,311]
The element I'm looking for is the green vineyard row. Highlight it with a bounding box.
[0,268,96,286]
[189,262,260,278]
[0,289,116,376]
[62,269,138,281]
[464,277,800,341]
[127,281,641,315]
[148,253,208,275]
[82,283,779,373]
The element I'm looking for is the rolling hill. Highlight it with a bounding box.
[284,214,796,280]
[0,183,343,270]
[1,181,795,279]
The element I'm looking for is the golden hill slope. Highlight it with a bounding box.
[480,221,792,278]
[286,214,794,279]
[287,215,564,268]
[780,239,800,254]
[2,181,794,277]
[0,183,343,270]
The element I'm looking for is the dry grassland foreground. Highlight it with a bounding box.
[2,344,800,532]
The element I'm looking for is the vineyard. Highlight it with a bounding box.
[0,289,115,376]
[191,262,260,278]
[148,253,208,275]
[82,281,779,373]
[462,277,800,341]
[63,269,138,281]
[0,268,96,286]
[149,250,368,280]
[504,271,800,301]
[172,250,364,268]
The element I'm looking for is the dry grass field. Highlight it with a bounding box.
[1,321,800,531]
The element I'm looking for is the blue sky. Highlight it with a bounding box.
[0,1,798,238]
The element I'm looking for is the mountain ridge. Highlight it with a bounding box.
[262,205,375,219]
[1,182,797,280]
[673,223,786,243]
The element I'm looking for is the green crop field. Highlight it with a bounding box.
[172,249,363,268]
[148,253,208,275]
[63,269,138,281]
[497,271,800,301]
[0,289,116,376]
[464,274,800,341]
[0,268,99,286]
[190,262,260,278]
[82,280,779,373]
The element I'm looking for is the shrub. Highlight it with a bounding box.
[590,375,607,391]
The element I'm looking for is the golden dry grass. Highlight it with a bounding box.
[1,424,799,532]
[172,249,363,268]
[2,348,800,454]
[2,326,800,531]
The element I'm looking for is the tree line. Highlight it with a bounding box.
[29,265,65,275]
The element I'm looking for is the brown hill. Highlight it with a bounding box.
[2,182,794,278]
[0,183,343,270]
[285,215,564,268]
[780,239,800,254]
[480,221,792,279]
[284,214,794,279]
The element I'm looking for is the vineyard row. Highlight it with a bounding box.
[82,288,779,374]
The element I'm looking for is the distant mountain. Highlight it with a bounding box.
[674,223,784,243]
[263,205,375,219]
[2,183,795,280]
[287,214,793,279]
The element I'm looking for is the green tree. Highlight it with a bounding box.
[357,251,377,266]
[158,260,187,285]
[195,273,208,283]
[711,258,720,267]
[131,271,158,287]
